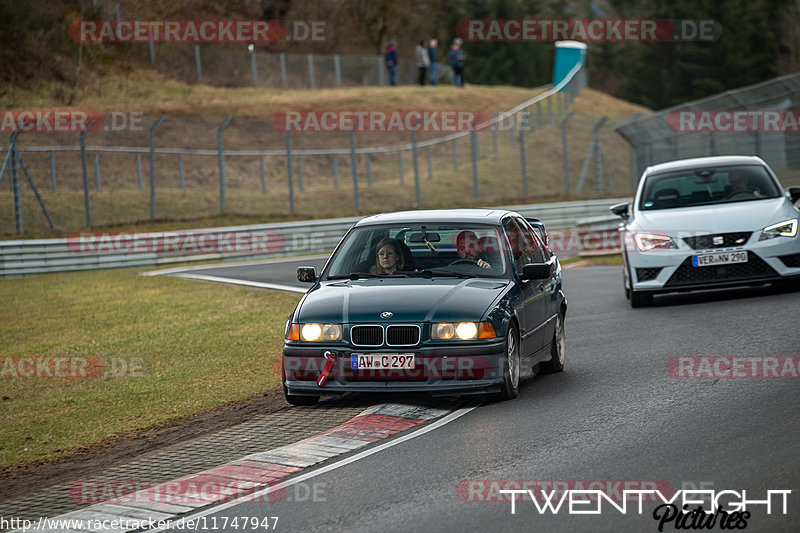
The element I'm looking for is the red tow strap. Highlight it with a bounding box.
[317,352,336,387]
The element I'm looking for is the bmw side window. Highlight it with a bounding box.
[515,218,547,263]
[503,219,527,274]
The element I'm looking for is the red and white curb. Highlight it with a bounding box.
[19,403,456,532]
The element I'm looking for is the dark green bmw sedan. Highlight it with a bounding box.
[282,209,567,405]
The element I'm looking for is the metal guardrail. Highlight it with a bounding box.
[0,198,630,278]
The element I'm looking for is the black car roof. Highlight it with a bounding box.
[354,209,514,226]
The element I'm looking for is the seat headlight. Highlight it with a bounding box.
[759,219,798,241]
[633,233,678,252]
[300,323,342,341]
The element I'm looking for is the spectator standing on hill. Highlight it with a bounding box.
[415,40,430,85]
[428,38,438,85]
[385,39,398,86]
[449,37,466,87]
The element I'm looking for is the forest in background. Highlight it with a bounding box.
[1,0,799,110]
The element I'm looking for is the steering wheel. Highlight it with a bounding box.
[448,258,478,266]
[727,190,755,199]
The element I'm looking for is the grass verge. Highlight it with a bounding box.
[0,268,300,467]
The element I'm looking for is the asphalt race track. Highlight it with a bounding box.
[162,263,800,533]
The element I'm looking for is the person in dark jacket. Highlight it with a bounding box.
[448,38,466,87]
[428,38,438,85]
[415,40,430,85]
[385,39,398,86]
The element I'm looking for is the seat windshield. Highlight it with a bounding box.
[639,165,781,210]
[325,223,509,279]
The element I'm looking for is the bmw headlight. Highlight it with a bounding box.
[633,233,678,252]
[759,219,798,241]
[431,322,497,340]
[299,323,343,341]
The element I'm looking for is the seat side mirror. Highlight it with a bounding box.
[788,186,800,203]
[611,202,630,219]
[297,266,317,283]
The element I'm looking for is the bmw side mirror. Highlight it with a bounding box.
[611,203,629,220]
[297,266,317,283]
[521,263,552,281]
[788,186,800,203]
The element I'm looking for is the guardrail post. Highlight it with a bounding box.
[260,155,266,193]
[136,153,142,190]
[378,56,386,86]
[149,33,156,65]
[0,149,11,191]
[452,139,458,170]
[365,153,372,186]
[332,154,339,188]
[94,152,101,190]
[491,125,498,153]
[178,153,185,189]
[16,151,55,229]
[297,155,303,191]
[334,55,342,87]
[470,127,479,199]
[9,132,23,233]
[561,111,575,194]
[426,146,433,179]
[250,48,258,87]
[279,53,287,88]
[547,96,553,124]
[629,146,638,191]
[349,130,360,212]
[509,125,515,147]
[536,101,543,128]
[411,131,421,206]
[285,131,295,214]
[50,152,56,191]
[217,116,233,214]
[519,125,528,197]
[398,151,404,183]
[149,116,165,219]
[79,129,92,228]
[709,132,717,156]
[194,45,202,82]
[307,54,316,89]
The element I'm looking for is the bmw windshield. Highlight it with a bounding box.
[325,223,510,279]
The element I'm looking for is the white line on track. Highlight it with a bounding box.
[169,273,308,294]
[143,402,479,532]
[140,254,330,277]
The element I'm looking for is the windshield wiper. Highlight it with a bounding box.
[416,269,476,278]
[328,272,411,280]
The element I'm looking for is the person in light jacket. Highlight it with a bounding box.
[415,40,430,85]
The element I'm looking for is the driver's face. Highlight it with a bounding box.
[730,174,748,190]
[457,235,480,259]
